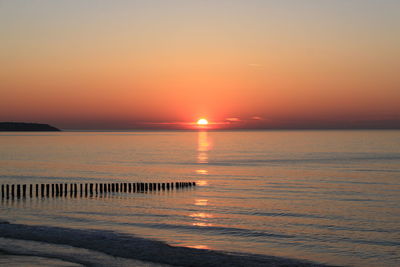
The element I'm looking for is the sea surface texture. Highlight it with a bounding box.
[0,131,399,266]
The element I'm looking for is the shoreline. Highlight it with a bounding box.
[0,222,336,267]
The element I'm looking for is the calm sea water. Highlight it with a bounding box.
[0,130,399,266]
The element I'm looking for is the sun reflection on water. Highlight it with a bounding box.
[186,245,211,250]
[196,131,210,186]
[195,199,208,206]
[190,212,214,227]
[195,169,208,175]
[197,131,210,164]
[189,213,214,219]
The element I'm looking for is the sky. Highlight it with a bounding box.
[0,0,399,130]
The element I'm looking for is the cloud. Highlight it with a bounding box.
[251,116,264,121]
[225,117,241,123]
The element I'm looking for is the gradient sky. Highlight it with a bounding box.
[1,0,399,129]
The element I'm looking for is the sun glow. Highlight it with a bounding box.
[197,118,208,125]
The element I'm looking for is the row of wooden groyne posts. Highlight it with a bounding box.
[0,181,196,199]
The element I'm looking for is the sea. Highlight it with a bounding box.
[0,130,399,267]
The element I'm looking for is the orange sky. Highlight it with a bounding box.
[1,1,399,129]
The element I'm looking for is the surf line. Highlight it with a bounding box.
[0,181,196,199]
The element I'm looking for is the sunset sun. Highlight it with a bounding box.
[197,118,208,126]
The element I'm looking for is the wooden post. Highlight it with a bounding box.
[95,183,98,194]
[45,184,49,197]
[6,184,10,199]
[80,184,83,196]
[90,183,93,195]
[16,184,21,198]
[1,184,4,198]
[40,184,44,197]
[128,183,132,192]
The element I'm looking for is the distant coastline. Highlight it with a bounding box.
[0,122,60,131]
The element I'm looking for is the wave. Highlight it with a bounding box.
[0,221,332,267]
[172,152,400,167]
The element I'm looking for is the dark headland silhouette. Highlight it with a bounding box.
[0,122,60,131]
